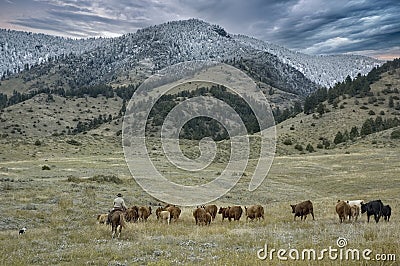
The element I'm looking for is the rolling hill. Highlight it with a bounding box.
[0,18,393,153]
[276,60,400,155]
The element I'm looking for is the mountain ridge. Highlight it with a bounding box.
[1,19,382,90]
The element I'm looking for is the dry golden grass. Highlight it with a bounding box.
[0,134,398,265]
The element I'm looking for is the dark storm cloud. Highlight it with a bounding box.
[5,0,161,37]
[177,0,400,58]
[253,0,400,56]
[0,0,399,58]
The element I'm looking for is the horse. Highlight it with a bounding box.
[110,210,126,238]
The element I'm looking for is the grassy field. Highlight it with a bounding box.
[0,134,398,265]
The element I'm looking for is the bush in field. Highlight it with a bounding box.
[42,165,51,170]
[67,176,81,182]
[294,144,303,151]
[88,175,123,184]
[67,174,122,184]
[391,129,400,139]
[89,174,123,184]
[34,140,42,146]
[283,138,293,145]
[66,139,81,146]
[323,138,331,149]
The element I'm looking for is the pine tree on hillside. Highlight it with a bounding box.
[389,96,394,108]
[334,131,344,144]
[316,103,325,116]
[349,126,359,140]
[361,118,374,136]
[306,143,315,152]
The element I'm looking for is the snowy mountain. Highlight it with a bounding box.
[235,35,382,88]
[0,29,109,77]
[0,19,382,92]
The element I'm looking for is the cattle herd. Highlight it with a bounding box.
[97,199,393,238]
[97,199,392,230]
[97,203,265,229]
[335,199,392,223]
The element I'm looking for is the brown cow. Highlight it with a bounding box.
[125,206,139,222]
[336,200,352,223]
[228,206,243,221]
[290,200,315,221]
[245,205,264,221]
[218,207,230,221]
[218,206,243,221]
[203,205,218,221]
[350,205,360,221]
[193,207,208,225]
[166,205,181,222]
[138,206,152,221]
[205,212,212,225]
[97,213,108,224]
[155,207,164,219]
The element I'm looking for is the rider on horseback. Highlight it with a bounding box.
[107,193,127,224]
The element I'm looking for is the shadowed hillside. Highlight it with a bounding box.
[276,60,400,155]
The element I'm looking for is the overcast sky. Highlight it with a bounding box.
[0,0,399,59]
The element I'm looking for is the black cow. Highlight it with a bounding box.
[360,200,383,223]
[382,205,391,222]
